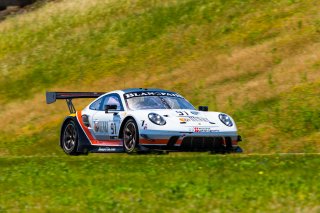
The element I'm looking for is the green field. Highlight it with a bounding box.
[1,154,319,212]
[1,0,320,155]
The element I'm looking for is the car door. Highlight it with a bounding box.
[91,94,123,141]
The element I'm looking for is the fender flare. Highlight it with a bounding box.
[118,116,136,139]
[60,115,91,153]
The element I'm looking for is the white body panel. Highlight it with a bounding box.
[79,89,239,148]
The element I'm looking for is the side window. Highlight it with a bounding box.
[89,98,103,110]
[101,94,123,111]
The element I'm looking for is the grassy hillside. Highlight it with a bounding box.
[1,154,320,212]
[0,0,320,155]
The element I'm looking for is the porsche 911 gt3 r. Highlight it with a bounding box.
[46,88,242,155]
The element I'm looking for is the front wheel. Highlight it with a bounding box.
[123,119,139,154]
[61,120,79,155]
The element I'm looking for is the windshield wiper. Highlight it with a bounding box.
[158,97,171,109]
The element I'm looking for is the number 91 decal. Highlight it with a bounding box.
[176,111,189,116]
[109,122,116,135]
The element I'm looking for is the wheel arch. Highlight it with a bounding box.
[60,115,91,152]
[60,116,77,148]
[118,116,137,139]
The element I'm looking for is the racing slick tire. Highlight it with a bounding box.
[61,120,80,155]
[123,119,140,154]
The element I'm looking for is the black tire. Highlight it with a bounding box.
[234,146,243,153]
[61,120,79,155]
[123,119,139,154]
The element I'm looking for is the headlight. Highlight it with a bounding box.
[148,113,166,125]
[219,114,233,127]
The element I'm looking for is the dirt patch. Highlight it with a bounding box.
[0,0,58,21]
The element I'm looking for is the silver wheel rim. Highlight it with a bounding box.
[63,124,76,151]
[124,122,136,152]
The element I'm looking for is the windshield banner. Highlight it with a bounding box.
[124,91,184,99]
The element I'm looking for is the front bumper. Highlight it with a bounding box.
[139,130,242,152]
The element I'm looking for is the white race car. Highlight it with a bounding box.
[46,88,242,155]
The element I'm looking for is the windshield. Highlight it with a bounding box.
[125,96,195,110]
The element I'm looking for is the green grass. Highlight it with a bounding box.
[0,154,319,212]
[0,0,319,157]
[1,0,320,155]
[0,0,318,101]
[234,80,320,153]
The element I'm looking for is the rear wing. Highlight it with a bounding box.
[46,92,105,113]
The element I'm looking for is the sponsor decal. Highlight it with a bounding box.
[178,116,210,123]
[176,111,215,124]
[94,121,108,133]
[98,147,117,152]
[190,127,220,133]
[94,121,99,132]
[124,92,183,99]
[179,117,190,124]
[188,116,210,122]
[76,111,122,146]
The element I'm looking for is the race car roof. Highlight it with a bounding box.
[122,88,174,93]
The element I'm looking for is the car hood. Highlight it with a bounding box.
[127,109,237,131]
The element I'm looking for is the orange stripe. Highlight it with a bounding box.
[175,139,183,145]
[76,111,122,146]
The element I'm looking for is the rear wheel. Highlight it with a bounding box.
[61,120,79,155]
[123,119,139,154]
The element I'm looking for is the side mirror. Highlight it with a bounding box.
[198,106,208,111]
[105,105,118,113]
